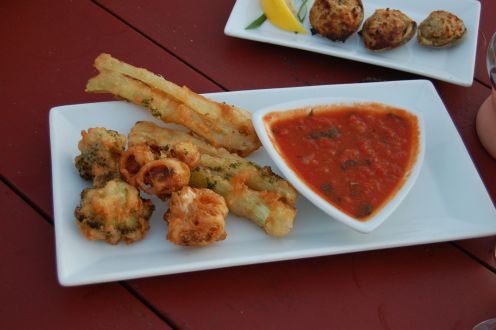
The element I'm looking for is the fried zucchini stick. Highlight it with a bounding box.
[86,53,261,156]
[198,154,296,205]
[190,167,296,237]
[128,121,297,204]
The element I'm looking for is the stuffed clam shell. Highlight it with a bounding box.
[360,9,416,51]
[417,11,466,48]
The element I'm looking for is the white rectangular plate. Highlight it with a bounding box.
[50,80,496,286]
[224,0,480,86]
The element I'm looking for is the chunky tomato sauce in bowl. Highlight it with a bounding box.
[253,98,425,233]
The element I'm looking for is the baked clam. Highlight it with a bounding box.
[360,9,416,51]
[309,0,364,42]
[417,11,466,48]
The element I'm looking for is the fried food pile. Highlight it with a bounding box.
[86,53,261,156]
[73,54,297,247]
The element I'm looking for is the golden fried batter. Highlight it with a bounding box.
[417,11,466,48]
[310,0,364,42]
[119,144,161,187]
[129,121,298,237]
[170,141,200,168]
[164,187,228,246]
[75,179,154,245]
[135,158,190,200]
[360,9,416,51]
[75,127,126,187]
[86,54,261,156]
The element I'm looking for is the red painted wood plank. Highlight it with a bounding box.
[0,0,222,217]
[0,182,171,330]
[127,244,496,329]
[457,236,496,270]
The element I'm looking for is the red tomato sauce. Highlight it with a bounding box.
[266,103,420,220]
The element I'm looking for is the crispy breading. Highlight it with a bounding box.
[128,121,297,237]
[165,187,228,246]
[75,127,126,187]
[74,179,154,245]
[189,167,295,237]
[136,158,190,200]
[360,9,416,51]
[85,53,261,156]
[128,121,297,205]
[310,0,364,42]
[417,11,466,48]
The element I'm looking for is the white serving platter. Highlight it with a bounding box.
[50,80,496,286]
[224,0,481,86]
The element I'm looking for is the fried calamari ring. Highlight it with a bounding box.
[74,179,154,245]
[164,186,228,246]
[119,144,161,186]
[135,158,190,199]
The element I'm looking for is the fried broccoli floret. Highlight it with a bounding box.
[75,127,127,187]
[75,179,155,245]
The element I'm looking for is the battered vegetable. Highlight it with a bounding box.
[128,121,297,205]
[85,53,261,156]
[75,127,127,187]
[128,121,297,237]
[190,167,296,237]
[75,179,154,244]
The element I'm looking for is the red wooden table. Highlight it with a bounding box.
[1,0,495,328]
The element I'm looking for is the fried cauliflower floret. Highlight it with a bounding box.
[164,187,228,246]
[310,0,364,42]
[135,158,190,200]
[417,11,466,48]
[75,179,154,245]
[360,9,416,51]
[75,127,127,187]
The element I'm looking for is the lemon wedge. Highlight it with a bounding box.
[260,0,307,34]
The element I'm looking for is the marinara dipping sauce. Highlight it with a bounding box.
[265,103,420,221]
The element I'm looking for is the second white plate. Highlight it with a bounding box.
[224,0,481,86]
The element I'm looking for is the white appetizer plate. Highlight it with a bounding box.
[224,0,480,86]
[50,80,496,286]
[252,97,425,233]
